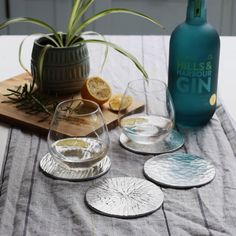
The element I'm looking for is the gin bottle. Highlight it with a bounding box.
[168,0,220,127]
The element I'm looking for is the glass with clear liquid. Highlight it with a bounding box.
[118,79,175,145]
[51,137,108,168]
[48,99,110,170]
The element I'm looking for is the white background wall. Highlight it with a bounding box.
[2,0,236,35]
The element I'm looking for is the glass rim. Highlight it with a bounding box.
[127,79,168,93]
[55,98,100,116]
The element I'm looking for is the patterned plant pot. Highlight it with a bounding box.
[31,35,90,95]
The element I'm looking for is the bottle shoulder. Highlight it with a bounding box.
[171,22,220,43]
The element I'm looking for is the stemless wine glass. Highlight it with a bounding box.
[41,98,111,180]
[118,79,184,154]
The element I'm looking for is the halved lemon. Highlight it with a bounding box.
[81,76,112,105]
[109,94,132,111]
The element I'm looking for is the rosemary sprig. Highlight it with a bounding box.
[3,81,58,122]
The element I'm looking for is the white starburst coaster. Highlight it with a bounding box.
[40,153,111,181]
[85,177,164,218]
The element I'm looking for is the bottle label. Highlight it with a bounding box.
[175,55,215,105]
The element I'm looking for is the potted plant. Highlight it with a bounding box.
[0,0,163,114]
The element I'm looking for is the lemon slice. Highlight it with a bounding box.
[56,138,89,148]
[81,76,112,105]
[121,117,147,126]
[109,94,132,111]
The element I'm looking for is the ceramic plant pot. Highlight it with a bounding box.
[31,35,90,95]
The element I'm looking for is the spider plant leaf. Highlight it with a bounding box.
[37,44,52,91]
[80,31,108,73]
[19,36,31,75]
[66,0,94,46]
[58,32,64,43]
[77,39,148,79]
[73,0,94,25]
[38,34,61,47]
[19,34,61,77]
[67,0,82,32]
[72,8,164,38]
[0,17,63,46]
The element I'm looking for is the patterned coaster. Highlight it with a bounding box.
[119,129,184,154]
[85,177,164,218]
[40,153,111,181]
[144,153,216,188]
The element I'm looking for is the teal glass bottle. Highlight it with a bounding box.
[168,0,220,127]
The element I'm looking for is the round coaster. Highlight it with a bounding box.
[85,177,164,218]
[119,129,184,154]
[144,153,216,188]
[39,153,111,181]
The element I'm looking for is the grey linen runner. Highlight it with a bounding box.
[0,104,236,236]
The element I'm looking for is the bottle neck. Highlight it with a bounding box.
[186,0,207,25]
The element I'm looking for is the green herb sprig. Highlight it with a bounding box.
[3,81,58,121]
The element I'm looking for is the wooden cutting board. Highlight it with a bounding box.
[0,73,143,135]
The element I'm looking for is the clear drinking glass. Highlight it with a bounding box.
[118,79,175,145]
[47,99,110,173]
